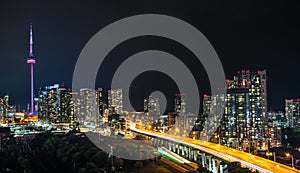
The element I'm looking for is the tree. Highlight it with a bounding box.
[134,161,143,173]
[17,156,34,173]
[228,162,253,173]
[78,162,99,173]
[41,137,58,157]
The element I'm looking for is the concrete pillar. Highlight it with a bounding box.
[207,155,212,172]
[163,140,166,147]
[188,148,192,160]
[185,146,188,157]
[193,150,198,162]
[201,153,206,167]
[186,147,190,158]
[168,142,172,151]
[212,158,216,173]
[220,164,223,173]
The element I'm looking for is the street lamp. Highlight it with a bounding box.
[266,151,271,159]
[175,128,179,135]
[266,152,276,161]
[108,145,114,170]
[286,153,294,168]
[214,134,220,144]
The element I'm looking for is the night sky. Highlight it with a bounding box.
[0,0,299,112]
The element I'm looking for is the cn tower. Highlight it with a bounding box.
[27,24,36,113]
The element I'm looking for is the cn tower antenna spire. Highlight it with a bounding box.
[27,23,36,114]
[29,23,33,57]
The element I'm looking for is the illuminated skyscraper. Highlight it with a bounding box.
[108,89,123,114]
[0,99,4,122]
[69,92,78,124]
[285,99,300,128]
[204,70,266,147]
[225,70,265,138]
[96,88,105,116]
[37,84,59,122]
[37,84,74,123]
[78,88,97,123]
[144,96,160,116]
[27,24,36,114]
[59,88,72,122]
[0,94,9,122]
[258,70,268,123]
[143,98,150,113]
[266,111,285,147]
[202,94,211,116]
[221,88,250,139]
[174,93,186,114]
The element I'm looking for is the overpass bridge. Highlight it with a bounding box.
[130,125,300,173]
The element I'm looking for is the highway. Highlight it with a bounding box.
[130,125,300,173]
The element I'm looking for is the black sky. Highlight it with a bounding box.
[0,0,299,112]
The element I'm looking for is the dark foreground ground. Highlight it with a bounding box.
[0,132,180,173]
[0,131,260,173]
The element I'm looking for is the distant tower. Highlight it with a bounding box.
[27,24,36,113]
[174,93,186,114]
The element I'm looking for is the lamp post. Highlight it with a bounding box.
[266,151,275,161]
[286,153,294,168]
[108,145,114,170]
[266,151,271,160]
[175,128,179,135]
[110,146,113,166]
[214,134,220,144]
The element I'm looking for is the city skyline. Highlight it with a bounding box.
[0,1,299,111]
[0,2,300,172]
